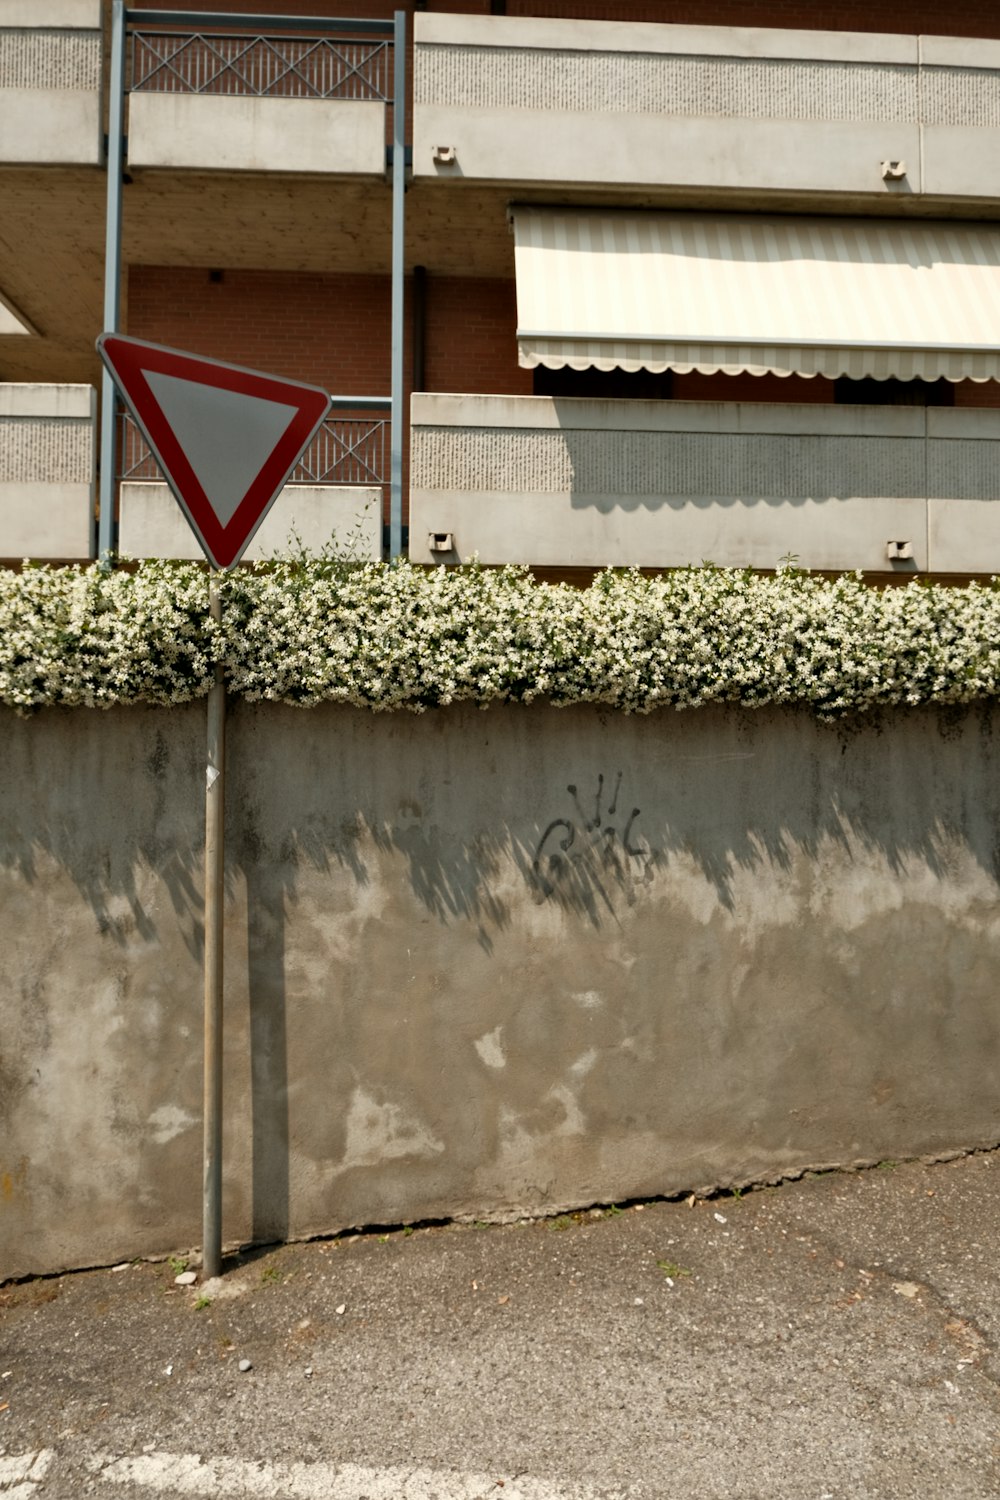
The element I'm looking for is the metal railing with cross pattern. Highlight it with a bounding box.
[117,399,390,495]
[129,28,392,101]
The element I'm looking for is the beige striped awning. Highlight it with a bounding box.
[512,208,1000,382]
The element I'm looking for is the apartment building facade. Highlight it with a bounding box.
[6,0,1000,574]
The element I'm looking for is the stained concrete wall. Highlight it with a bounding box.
[119,483,382,562]
[0,385,96,561]
[4,700,1000,1279]
[414,13,1000,206]
[409,394,1000,573]
[0,3,102,166]
[126,94,386,176]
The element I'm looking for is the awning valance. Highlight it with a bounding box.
[512,208,1000,382]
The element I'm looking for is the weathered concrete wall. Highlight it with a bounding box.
[410,394,1000,573]
[119,483,382,562]
[4,700,1000,1279]
[0,384,96,561]
[126,94,386,176]
[414,14,1000,206]
[0,2,102,166]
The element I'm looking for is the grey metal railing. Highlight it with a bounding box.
[117,409,158,482]
[291,413,389,487]
[129,30,392,101]
[117,405,390,489]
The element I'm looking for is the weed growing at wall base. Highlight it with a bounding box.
[3,557,1000,720]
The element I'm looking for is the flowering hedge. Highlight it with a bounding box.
[3,557,1000,719]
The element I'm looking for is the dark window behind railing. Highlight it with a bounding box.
[129,30,392,101]
[117,407,390,491]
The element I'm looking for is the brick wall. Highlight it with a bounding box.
[128,266,400,517]
[127,266,528,397]
[128,267,395,392]
[126,265,533,522]
[423,275,531,396]
[505,1,1000,38]
[128,0,1000,39]
[953,382,1000,409]
[127,0,414,15]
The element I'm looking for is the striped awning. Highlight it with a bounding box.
[512,208,1000,382]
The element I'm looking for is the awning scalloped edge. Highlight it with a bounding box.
[518,345,999,384]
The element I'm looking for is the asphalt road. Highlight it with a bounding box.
[2,1151,999,1499]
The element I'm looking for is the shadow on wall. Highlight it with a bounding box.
[4,697,1000,1246]
[556,424,929,513]
[5,695,1000,953]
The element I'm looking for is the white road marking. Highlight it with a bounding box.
[3,1447,625,1500]
[0,1449,54,1499]
[94,1450,620,1500]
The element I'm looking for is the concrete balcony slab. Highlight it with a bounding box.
[127,93,386,176]
[409,393,1000,574]
[0,383,96,561]
[119,482,382,563]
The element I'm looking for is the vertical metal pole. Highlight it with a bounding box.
[203,577,226,1280]
[389,9,406,559]
[99,0,127,565]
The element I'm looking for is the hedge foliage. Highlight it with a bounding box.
[3,557,1000,719]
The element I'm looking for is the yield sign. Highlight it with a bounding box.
[98,334,332,569]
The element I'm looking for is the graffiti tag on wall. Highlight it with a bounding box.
[531,773,657,908]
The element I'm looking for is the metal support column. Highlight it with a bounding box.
[98,0,127,565]
[389,8,406,559]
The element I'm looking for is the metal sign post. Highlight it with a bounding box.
[98,0,126,564]
[389,7,406,558]
[202,576,226,1280]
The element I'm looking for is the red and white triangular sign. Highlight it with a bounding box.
[98,334,332,570]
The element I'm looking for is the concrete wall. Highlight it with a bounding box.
[0,384,95,561]
[4,698,1000,1278]
[409,393,1000,573]
[414,14,1000,204]
[0,0,102,166]
[127,94,386,175]
[922,36,1000,198]
[119,483,383,562]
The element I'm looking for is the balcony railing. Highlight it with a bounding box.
[114,397,389,561]
[0,7,103,165]
[130,29,393,101]
[0,383,96,561]
[118,406,389,491]
[409,392,1000,575]
[413,13,1000,204]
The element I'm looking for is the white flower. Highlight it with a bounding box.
[3,556,1000,720]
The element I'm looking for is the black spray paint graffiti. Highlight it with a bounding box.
[531,773,655,907]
